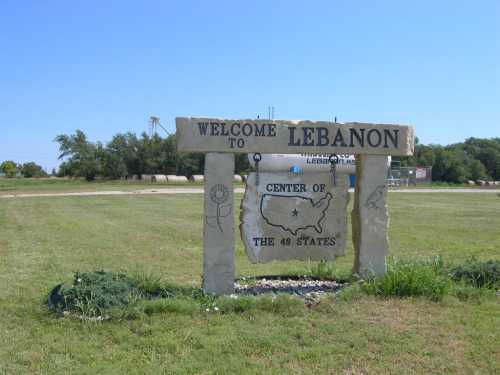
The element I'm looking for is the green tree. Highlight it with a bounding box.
[477,147,500,180]
[56,161,76,177]
[462,137,500,179]
[235,154,251,174]
[467,159,488,181]
[0,160,18,177]
[20,162,47,178]
[159,134,179,174]
[105,133,143,176]
[102,153,128,179]
[432,148,467,183]
[176,152,204,177]
[54,130,102,181]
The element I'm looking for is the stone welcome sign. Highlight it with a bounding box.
[240,172,349,263]
[176,118,414,155]
[176,117,415,295]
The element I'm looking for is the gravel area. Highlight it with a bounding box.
[235,277,346,306]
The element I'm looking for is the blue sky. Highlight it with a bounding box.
[1,0,499,170]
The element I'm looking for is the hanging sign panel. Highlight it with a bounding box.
[247,153,357,174]
[240,172,350,263]
[416,167,427,179]
[176,117,414,156]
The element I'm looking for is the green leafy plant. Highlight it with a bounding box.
[449,259,500,288]
[132,270,201,298]
[50,271,140,316]
[361,256,449,301]
[132,270,165,295]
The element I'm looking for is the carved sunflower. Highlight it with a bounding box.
[210,184,229,204]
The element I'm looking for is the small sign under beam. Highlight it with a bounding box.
[176,117,414,156]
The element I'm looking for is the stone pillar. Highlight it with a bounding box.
[352,154,389,276]
[203,153,235,295]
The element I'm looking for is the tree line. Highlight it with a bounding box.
[0,160,47,178]
[53,130,250,181]
[1,130,499,183]
[394,137,500,183]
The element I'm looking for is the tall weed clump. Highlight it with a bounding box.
[362,256,449,301]
[51,271,140,316]
[449,259,500,289]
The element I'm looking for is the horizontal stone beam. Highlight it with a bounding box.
[176,117,414,156]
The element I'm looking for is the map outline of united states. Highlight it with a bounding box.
[259,192,333,236]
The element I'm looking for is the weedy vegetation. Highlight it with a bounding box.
[49,271,309,320]
[449,258,500,288]
[359,256,449,301]
[50,256,496,320]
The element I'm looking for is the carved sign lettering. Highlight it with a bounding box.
[240,172,349,263]
[176,117,414,156]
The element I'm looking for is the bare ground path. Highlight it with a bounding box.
[1,187,499,198]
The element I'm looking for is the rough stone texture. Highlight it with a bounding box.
[203,153,235,295]
[176,117,414,156]
[240,172,349,263]
[352,155,389,276]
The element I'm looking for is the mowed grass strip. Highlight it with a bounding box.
[0,192,499,374]
[0,177,246,195]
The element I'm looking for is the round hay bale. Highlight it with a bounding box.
[234,175,243,183]
[190,175,204,182]
[151,174,167,182]
[141,174,153,181]
[166,175,188,183]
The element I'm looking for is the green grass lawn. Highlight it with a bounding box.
[0,177,212,194]
[2,177,496,196]
[0,192,499,374]
[0,178,250,195]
